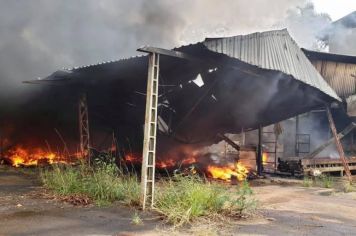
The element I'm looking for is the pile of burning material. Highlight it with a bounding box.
[124,150,251,182]
[2,145,81,167]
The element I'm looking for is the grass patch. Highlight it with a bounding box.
[319,174,333,188]
[41,161,257,227]
[302,174,334,189]
[155,175,257,227]
[131,211,143,225]
[342,181,356,193]
[40,162,140,206]
[302,176,313,187]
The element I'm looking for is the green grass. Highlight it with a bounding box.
[131,211,143,225]
[40,162,140,206]
[319,174,333,188]
[41,161,257,227]
[302,176,313,187]
[342,181,356,193]
[155,175,257,227]
[302,174,334,189]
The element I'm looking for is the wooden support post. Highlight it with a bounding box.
[257,126,263,176]
[326,106,352,181]
[141,53,159,209]
[295,115,299,157]
[79,93,90,162]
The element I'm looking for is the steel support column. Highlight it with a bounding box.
[79,93,90,161]
[141,53,159,209]
[326,106,352,181]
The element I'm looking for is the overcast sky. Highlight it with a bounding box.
[312,0,356,20]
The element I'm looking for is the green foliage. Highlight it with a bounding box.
[41,157,257,226]
[302,176,313,187]
[40,161,140,206]
[319,174,333,188]
[302,174,334,188]
[131,211,143,225]
[343,181,356,193]
[230,181,257,215]
[155,175,257,227]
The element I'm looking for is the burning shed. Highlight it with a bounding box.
[1,29,343,207]
[25,29,340,140]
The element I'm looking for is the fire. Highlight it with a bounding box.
[125,152,250,182]
[262,152,268,164]
[5,146,69,167]
[207,162,248,181]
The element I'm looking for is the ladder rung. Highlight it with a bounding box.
[147,165,154,168]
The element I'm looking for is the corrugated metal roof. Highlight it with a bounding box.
[203,29,341,101]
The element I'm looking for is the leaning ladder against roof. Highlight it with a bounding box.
[326,106,352,181]
[79,93,91,163]
[141,53,160,209]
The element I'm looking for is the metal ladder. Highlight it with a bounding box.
[141,53,159,209]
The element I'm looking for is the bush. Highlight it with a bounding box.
[40,162,140,206]
[154,175,257,227]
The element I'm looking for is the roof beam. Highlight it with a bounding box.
[137,46,196,61]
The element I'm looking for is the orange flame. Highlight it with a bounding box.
[207,162,248,182]
[262,152,268,164]
[5,146,70,167]
[124,152,249,182]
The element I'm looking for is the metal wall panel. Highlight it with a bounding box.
[312,60,356,98]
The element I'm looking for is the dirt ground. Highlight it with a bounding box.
[1,167,356,236]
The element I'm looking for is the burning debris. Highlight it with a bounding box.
[2,146,80,167]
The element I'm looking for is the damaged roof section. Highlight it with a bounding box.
[26,29,342,144]
[203,29,340,102]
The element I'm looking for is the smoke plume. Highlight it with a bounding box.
[0,0,322,104]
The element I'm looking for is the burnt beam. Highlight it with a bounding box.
[217,133,240,153]
[137,46,196,61]
[304,122,356,159]
[79,93,91,162]
[326,106,352,181]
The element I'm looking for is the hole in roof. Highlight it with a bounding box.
[192,73,204,87]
